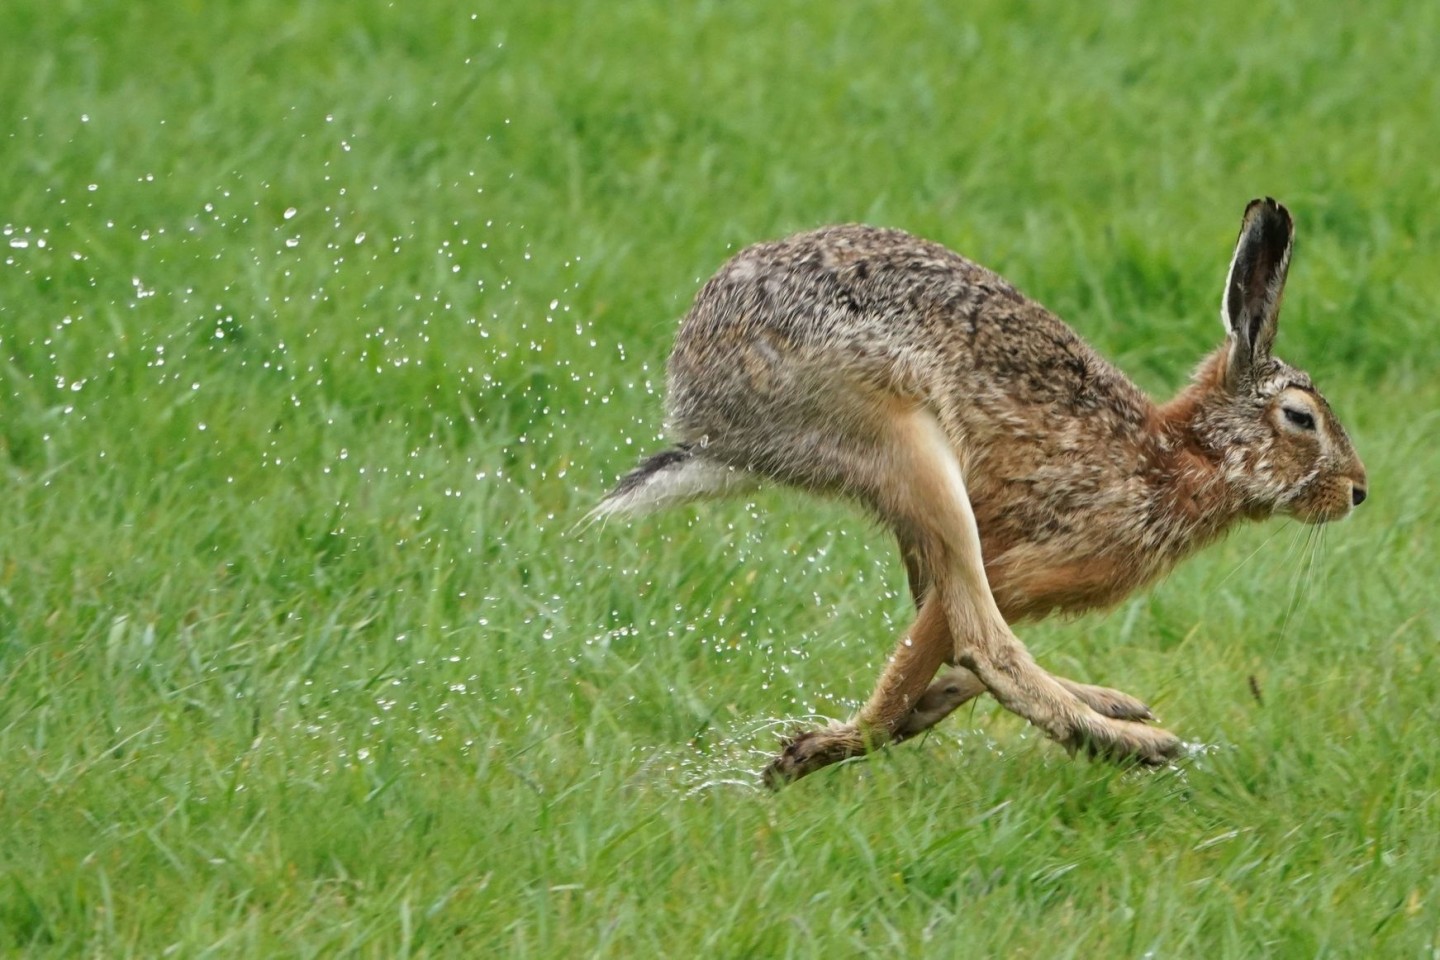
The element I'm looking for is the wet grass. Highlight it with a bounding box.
[2,0,1439,955]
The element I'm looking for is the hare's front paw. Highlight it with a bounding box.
[761,724,867,789]
[1069,714,1182,767]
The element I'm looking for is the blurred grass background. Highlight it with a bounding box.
[1,0,1437,955]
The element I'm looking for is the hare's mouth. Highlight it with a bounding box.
[1295,507,1349,525]
[1286,482,1356,525]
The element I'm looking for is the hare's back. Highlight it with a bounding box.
[669,224,1140,420]
[675,224,1006,347]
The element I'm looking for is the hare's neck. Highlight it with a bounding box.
[1150,355,1254,554]
[983,369,1251,622]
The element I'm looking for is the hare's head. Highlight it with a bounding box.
[1191,199,1367,524]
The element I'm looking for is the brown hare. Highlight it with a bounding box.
[592,198,1366,786]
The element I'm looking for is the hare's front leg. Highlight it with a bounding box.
[884,409,1180,764]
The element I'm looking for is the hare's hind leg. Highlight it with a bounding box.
[886,409,1178,764]
[894,666,1158,741]
[892,540,1156,736]
[764,406,1179,785]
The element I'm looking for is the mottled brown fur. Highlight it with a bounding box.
[597,199,1367,786]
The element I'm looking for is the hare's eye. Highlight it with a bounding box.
[1283,407,1316,431]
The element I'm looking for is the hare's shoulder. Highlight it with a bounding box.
[960,298,1144,417]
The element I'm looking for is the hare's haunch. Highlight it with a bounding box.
[594,199,1367,786]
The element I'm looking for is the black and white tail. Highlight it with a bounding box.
[584,445,757,526]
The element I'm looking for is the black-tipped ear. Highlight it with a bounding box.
[1222,198,1293,385]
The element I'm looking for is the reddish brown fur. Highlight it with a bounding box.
[598,199,1367,785]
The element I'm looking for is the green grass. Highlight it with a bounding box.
[2,0,1439,955]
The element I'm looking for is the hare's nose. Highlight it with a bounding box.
[1352,485,1367,507]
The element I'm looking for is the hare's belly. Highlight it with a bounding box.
[986,546,1150,621]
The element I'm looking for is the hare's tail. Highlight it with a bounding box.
[583,445,758,527]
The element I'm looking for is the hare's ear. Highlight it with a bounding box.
[1221,198,1293,386]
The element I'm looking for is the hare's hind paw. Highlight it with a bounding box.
[1058,679,1155,723]
[761,724,868,789]
[890,669,1156,744]
[1070,716,1182,767]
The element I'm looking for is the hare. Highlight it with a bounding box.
[592,198,1367,786]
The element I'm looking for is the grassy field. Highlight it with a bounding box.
[3,0,1439,955]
